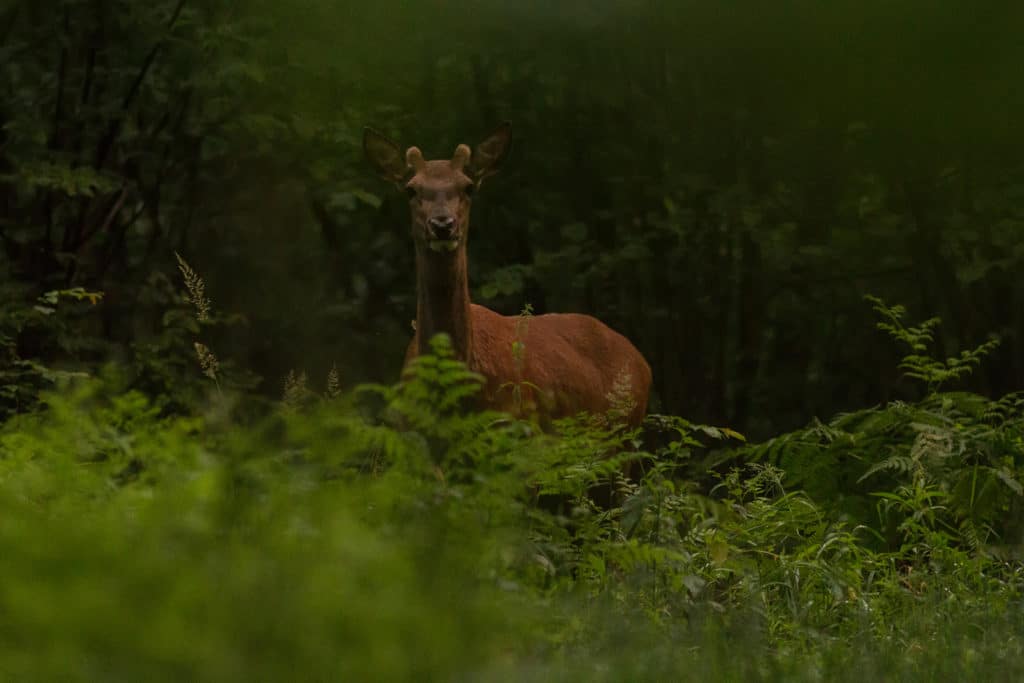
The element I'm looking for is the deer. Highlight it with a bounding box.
[363,123,652,430]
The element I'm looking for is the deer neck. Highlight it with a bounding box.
[415,247,473,363]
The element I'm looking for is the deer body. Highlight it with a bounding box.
[366,124,651,428]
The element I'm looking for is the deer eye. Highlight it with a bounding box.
[405,186,418,200]
[464,183,476,197]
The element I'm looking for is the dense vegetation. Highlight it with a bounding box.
[2,1,1023,679]
[1,295,1022,679]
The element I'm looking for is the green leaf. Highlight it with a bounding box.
[351,189,382,209]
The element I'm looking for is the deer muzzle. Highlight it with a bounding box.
[426,216,460,252]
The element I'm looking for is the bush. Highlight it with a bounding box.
[0,305,1022,679]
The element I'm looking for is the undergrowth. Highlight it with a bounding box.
[0,296,1021,680]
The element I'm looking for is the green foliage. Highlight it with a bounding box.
[740,301,1024,559]
[868,295,1001,392]
[0,284,101,417]
[0,322,1022,678]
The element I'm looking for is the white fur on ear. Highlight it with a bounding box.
[405,146,426,172]
[451,144,471,171]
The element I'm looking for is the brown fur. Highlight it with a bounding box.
[406,304,651,428]
[366,124,652,428]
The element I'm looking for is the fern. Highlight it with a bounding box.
[866,295,1000,392]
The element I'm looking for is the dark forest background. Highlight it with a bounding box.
[3,0,1024,437]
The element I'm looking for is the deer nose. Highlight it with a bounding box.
[427,216,456,239]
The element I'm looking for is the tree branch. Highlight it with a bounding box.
[93,0,188,169]
[75,184,128,250]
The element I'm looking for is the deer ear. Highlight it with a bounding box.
[469,121,511,184]
[363,127,408,183]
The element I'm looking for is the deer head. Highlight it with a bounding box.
[363,123,512,255]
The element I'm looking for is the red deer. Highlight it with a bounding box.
[364,123,651,429]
